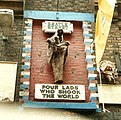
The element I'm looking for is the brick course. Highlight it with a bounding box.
[25,0,94,13]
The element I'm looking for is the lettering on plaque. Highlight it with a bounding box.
[35,84,85,100]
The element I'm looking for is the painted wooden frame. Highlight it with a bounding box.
[20,10,100,112]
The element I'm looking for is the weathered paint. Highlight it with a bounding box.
[22,65,30,69]
[24,101,97,110]
[82,21,99,110]
[24,10,94,22]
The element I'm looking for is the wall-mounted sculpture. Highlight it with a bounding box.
[47,29,70,84]
[99,60,119,84]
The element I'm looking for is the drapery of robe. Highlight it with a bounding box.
[47,29,70,83]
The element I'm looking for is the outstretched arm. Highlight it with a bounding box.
[56,41,70,47]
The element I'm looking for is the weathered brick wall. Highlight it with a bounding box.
[25,0,94,13]
[0,19,23,101]
[102,21,121,63]
[0,19,23,61]
[94,21,121,120]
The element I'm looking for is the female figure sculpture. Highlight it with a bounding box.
[47,29,70,84]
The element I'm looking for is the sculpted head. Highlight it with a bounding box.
[57,29,63,37]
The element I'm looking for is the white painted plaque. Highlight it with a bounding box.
[0,61,17,102]
[42,21,73,33]
[98,84,121,104]
[35,84,85,100]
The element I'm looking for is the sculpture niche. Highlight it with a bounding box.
[47,29,70,84]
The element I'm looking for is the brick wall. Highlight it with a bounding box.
[25,0,94,13]
[0,19,23,101]
[95,20,121,119]
[29,20,90,101]
[102,21,121,63]
[0,19,23,61]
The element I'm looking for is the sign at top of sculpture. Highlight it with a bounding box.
[42,21,73,33]
[35,84,85,100]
